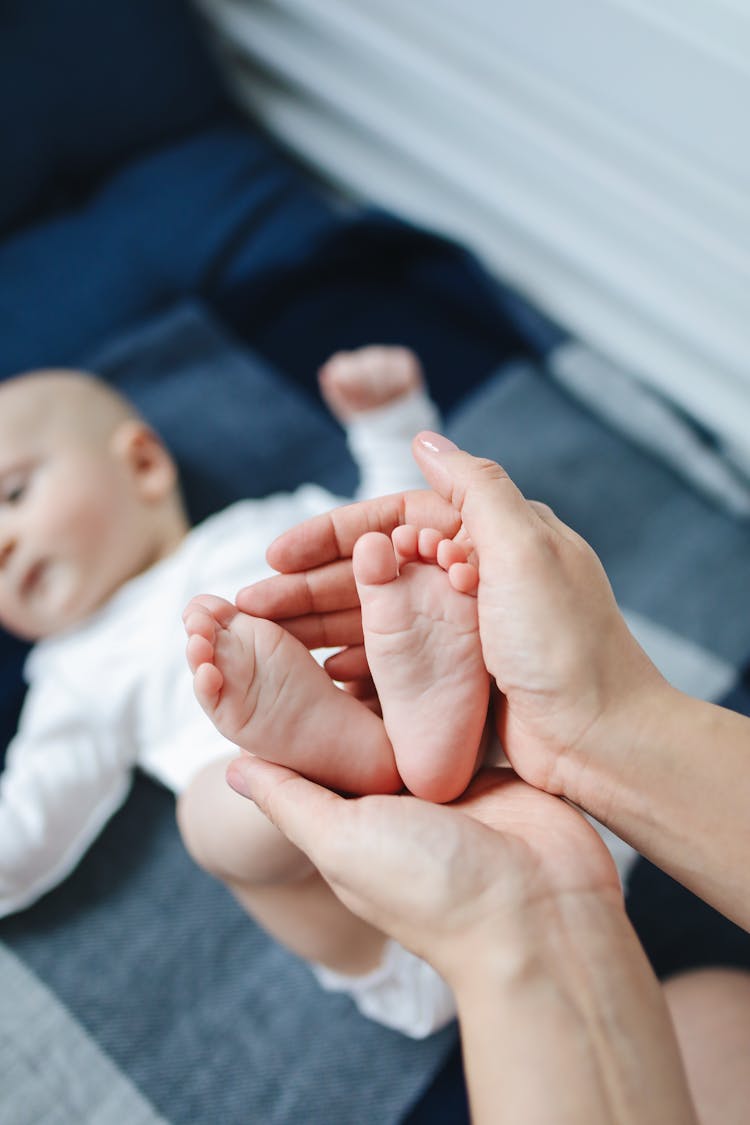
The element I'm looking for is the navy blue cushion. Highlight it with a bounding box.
[214,207,532,414]
[0,0,228,234]
[0,123,339,378]
[0,635,29,765]
[0,116,527,410]
[84,300,356,524]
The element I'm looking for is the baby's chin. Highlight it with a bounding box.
[0,615,51,643]
[20,575,109,641]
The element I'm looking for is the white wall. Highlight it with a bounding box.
[198,0,750,461]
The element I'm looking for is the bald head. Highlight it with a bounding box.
[0,368,189,640]
[0,369,141,447]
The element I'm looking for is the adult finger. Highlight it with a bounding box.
[324,645,370,681]
[226,756,347,865]
[272,609,365,649]
[264,489,459,573]
[237,560,359,620]
[340,677,381,716]
[412,433,538,562]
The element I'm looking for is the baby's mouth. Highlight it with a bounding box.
[20,560,48,599]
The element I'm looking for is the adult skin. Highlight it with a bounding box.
[227,757,697,1125]
[238,433,750,932]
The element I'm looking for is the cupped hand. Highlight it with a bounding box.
[408,435,668,797]
[226,756,622,988]
[239,435,668,801]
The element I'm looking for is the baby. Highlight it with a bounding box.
[182,528,489,1036]
[0,346,472,1037]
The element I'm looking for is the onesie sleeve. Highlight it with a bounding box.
[0,679,133,918]
[345,390,442,500]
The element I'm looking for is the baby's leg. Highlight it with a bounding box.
[353,528,490,803]
[177,756,313,886]
[184,595,401,795]
[177,757,387,975]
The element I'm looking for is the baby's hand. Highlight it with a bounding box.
[318,345,424,423]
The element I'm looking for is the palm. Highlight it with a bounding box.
[303,768,622,983]
[229,756,623,990]
[452,769,620,904]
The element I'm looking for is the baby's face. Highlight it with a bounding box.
[0,382,164,641]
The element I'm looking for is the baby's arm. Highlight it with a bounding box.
[319,346,441,499]
[347,392,442,500]
[0,682,132,917]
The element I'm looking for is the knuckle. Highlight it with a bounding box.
[472,457,510,482]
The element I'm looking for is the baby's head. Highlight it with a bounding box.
[0,369,189,641]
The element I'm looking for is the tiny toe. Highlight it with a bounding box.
[183,605,215,641]
[353,531,399,586]
[185,593,237,628]
[392,524,419,566]
[194,661,224,705]
[448,561,479,595]
[182,594,211,623]
[186,633,214,673]
[417,528,442,560]
[436,538,468,571]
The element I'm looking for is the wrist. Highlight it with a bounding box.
[556,671,677,823]
[448,891,696,1124]
[567,685,750,926]
[447,886,626,1006]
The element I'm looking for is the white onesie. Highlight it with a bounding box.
[0,391,455,1038]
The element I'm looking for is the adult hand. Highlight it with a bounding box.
[227,756,698,1125]
[239,434,668,800]
[238,487,460,658]
[225,756,621,987]
[410,439,750,932]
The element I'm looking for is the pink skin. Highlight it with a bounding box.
[352,526,489,804]
[184,594,402,796]
[185,529,486,804]
[318,346,424,423]
[0,414,182,641]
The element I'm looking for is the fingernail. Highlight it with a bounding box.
[417,431,459,455]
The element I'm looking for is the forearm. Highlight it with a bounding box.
[568,685,750,930]
[0,771,131,918]
[0,722,132,918]
[451,895,697,1125]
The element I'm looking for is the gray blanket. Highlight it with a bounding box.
[4,312,750,1124]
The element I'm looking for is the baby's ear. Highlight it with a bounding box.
[110,420,178,501]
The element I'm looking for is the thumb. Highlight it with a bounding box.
[412,432,535,558]
[226,754,346,865]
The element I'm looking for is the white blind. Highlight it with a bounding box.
[197,0,750,458]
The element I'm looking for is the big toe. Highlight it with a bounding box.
[353,532,399,588]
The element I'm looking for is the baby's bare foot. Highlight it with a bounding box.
[352,528,489,803]
[183,594,401,795]
[318,345,424,423]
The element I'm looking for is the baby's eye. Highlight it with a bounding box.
[1,472,28,505]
